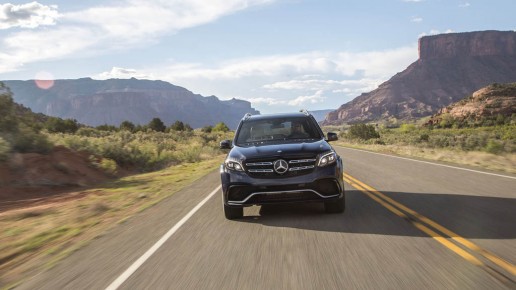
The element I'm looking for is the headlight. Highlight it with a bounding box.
[225,157,244,171]
[318,151,337,167]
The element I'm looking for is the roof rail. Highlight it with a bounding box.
[299,109,311,116]
[243,113,252,120]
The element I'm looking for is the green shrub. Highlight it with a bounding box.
[399,124,416,133]
[12,125,52,153]
[419,133,429,142]
[212,122,230,132]
[485,140,504,154]
[201,126,213,133]
[98,158,118,175]
[175,146,202,163]
[45,117,79,133]
[0,136,10,161]
[347,124,380,140]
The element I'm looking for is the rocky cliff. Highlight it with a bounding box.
[324,30,516,125]
[426,83,516,125]
[3,78,259,129]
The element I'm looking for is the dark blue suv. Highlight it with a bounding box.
[220,111,345,219]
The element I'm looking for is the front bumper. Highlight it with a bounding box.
[220,161,344,206]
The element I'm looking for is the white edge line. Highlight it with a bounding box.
[105,184,222,290]
[336,146,516,180]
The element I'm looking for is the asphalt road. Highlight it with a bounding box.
[16,146,516,289]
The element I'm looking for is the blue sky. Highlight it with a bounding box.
[0,0,515,113]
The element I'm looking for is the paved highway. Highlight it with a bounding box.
[17,146,516,289]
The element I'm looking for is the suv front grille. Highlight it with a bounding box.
[245,157,316,178]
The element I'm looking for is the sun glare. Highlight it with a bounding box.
[34,71,55,89]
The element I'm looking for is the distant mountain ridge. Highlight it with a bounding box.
[309,109,333,122]
[323,30,516,125]
[3,78,259,129]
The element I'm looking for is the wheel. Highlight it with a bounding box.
[324,196,345,214]
[224,204,243,219]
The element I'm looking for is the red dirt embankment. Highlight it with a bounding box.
[0,146,116,212]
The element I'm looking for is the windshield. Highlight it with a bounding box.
[235,117,322,146]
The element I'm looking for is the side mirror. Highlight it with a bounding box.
[326,132,338,142]
[220,140,232,149]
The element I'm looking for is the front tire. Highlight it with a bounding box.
[324,196,345,214]
[224,204,243,219]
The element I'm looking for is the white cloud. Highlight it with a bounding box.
[418,29,454,38]
[263,78,380,93]
[0,0,275,73]
[287,90,326,106]
[411,16,423,23]
[0,2,59,29]
[240,90,326,107]
[459,2,471,8]
[158,45,416,82]
[96,67,153,79]
[65,0,273,41]
[246,97,287,106]
[125,45,417,112]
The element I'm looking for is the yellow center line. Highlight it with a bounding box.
[344,173,516,276]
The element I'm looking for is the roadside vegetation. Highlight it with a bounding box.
[1,82,237,287]
[1,82,232,173]
[326,116,516,173]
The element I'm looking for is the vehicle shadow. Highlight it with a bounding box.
[238,189,516,239]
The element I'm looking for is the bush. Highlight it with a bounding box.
[0,136,10,161]
[89,155,118,175]
[96,124,118,131]
[400,124,416,133]
[45,117,79,133]
[12,125,52,153]
[212,122,230,132]
[201,126,213,133]
[419,133,429,142]
[347,124,380,140]
[485,140,504,154]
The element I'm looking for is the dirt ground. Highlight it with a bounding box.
[0,146,120,213]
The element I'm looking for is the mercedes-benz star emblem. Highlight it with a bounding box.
[273,159,288,174]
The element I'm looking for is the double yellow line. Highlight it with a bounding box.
[343,173,516,277]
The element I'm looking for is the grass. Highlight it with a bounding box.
[325,123,516,174]
[334,141,516,174]
[0,156,224,289]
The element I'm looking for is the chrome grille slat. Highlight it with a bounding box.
[289,165,315,171]
[246,162,273,166]
[248,169,274,173]
[289,159,316,164]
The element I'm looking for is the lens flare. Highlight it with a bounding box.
[34,71,55,90]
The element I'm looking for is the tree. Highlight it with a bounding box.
[212,122,230,132]
[45,117,79,133]
[0,82,17,133]
[96,124,118,131]
[169,120,185,131]
[201,125,213,133]
[120,120,136,132]
[148,117,166,132]
[184,123,193,132]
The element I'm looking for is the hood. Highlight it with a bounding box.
[228,139,332,161]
